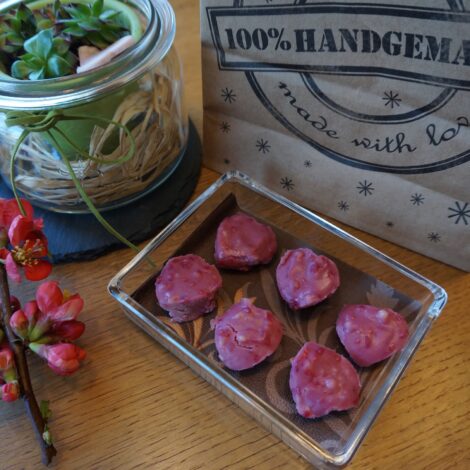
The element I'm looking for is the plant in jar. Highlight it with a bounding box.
[0,0,186,235]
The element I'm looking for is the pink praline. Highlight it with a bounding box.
[212,298,283,371]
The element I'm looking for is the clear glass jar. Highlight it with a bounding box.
[0,0,187,213]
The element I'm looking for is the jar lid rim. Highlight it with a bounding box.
[0,0,175,109]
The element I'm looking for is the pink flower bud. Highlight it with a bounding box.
[47,295,84,323]
[1,381,19,402]
[0,347,14,371]
[35,281,84,324]
[4,252,21,283]
[30,343,86,376]
[24,301,39,326]
[49,321,85,341]
[10,310,28,339]
[36,281,63,314]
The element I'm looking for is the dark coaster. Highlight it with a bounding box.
[0,120,201,263]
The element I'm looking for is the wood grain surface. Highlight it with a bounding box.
[1,1,469,469]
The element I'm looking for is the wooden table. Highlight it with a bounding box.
[1,1,469,469]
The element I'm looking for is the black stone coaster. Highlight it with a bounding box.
[0,121,201,263]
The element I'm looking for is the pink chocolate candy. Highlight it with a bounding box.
[214,213,277,271]
[155,254,222,323]
[289,342,361,419]
[336,304,409,367]
[212,298,283,371]
[276,248,340,310]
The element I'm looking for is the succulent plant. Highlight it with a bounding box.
[0,0,133,79]
[11,29,76,80]
[0,4,39,55]
[56,0,127,49]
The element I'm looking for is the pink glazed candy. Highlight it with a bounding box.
[212,298,283,371]
[155,254,222,323]
[276,248,340,310]
[214,213,277,271]
[336,304,409,367]
[289,341,361,419]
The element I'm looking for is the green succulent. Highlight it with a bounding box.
[0,0,136,80]
[11,28,76,80]
[0,3,39,55]
[56,0,127,49]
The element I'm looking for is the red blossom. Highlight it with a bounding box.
[1,381,19,402]
[29,343,86,376]
[0,347,14,371]
[0,215,51,283]
[8,215,45,248]
[0,198,36,230]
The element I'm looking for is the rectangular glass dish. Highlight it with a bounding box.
[108,171,447,468]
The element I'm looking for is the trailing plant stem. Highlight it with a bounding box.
[47,131,140,253]
[9,129,28,216]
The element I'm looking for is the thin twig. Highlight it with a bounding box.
[0,265,57,465]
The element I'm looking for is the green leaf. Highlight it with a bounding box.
[40,400,52,420]
[86,31,108,49]
[63,25,87,37]
[42,428,53,445]
[29,67,46,80]
[100,29,119,43]
[99,10,120,21]
[53,0,62,16]
[23,55,44,69]
[92,0,104,17]
[52,37,69,56]
[43,428,53,446]
[47,54,73,77]
[20,53,37,61]
[37,19,54,30]
[73,3,92,18]
[40,401,53,446]
[16,3,35,23]
[78,19,101,32]
[11,60,31,78]
[6,32,24,47]
[10,18,22,33]
[23,29,53,60]
[65,51,77,67]
[57,18,78,24]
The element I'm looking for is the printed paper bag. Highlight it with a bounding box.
[200,0,470,271]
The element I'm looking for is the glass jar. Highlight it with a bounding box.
[0,0,187,213]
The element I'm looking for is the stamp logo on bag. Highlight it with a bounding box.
[207,1,470,173]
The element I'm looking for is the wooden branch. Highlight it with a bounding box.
[0,265,57,465]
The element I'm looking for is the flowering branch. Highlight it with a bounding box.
[0,265,57,465]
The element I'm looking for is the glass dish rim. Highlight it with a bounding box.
[108,170,448,466]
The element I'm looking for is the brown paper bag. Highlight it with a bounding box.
[201,0,470,271]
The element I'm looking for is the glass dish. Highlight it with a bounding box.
[108,171,447,468]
